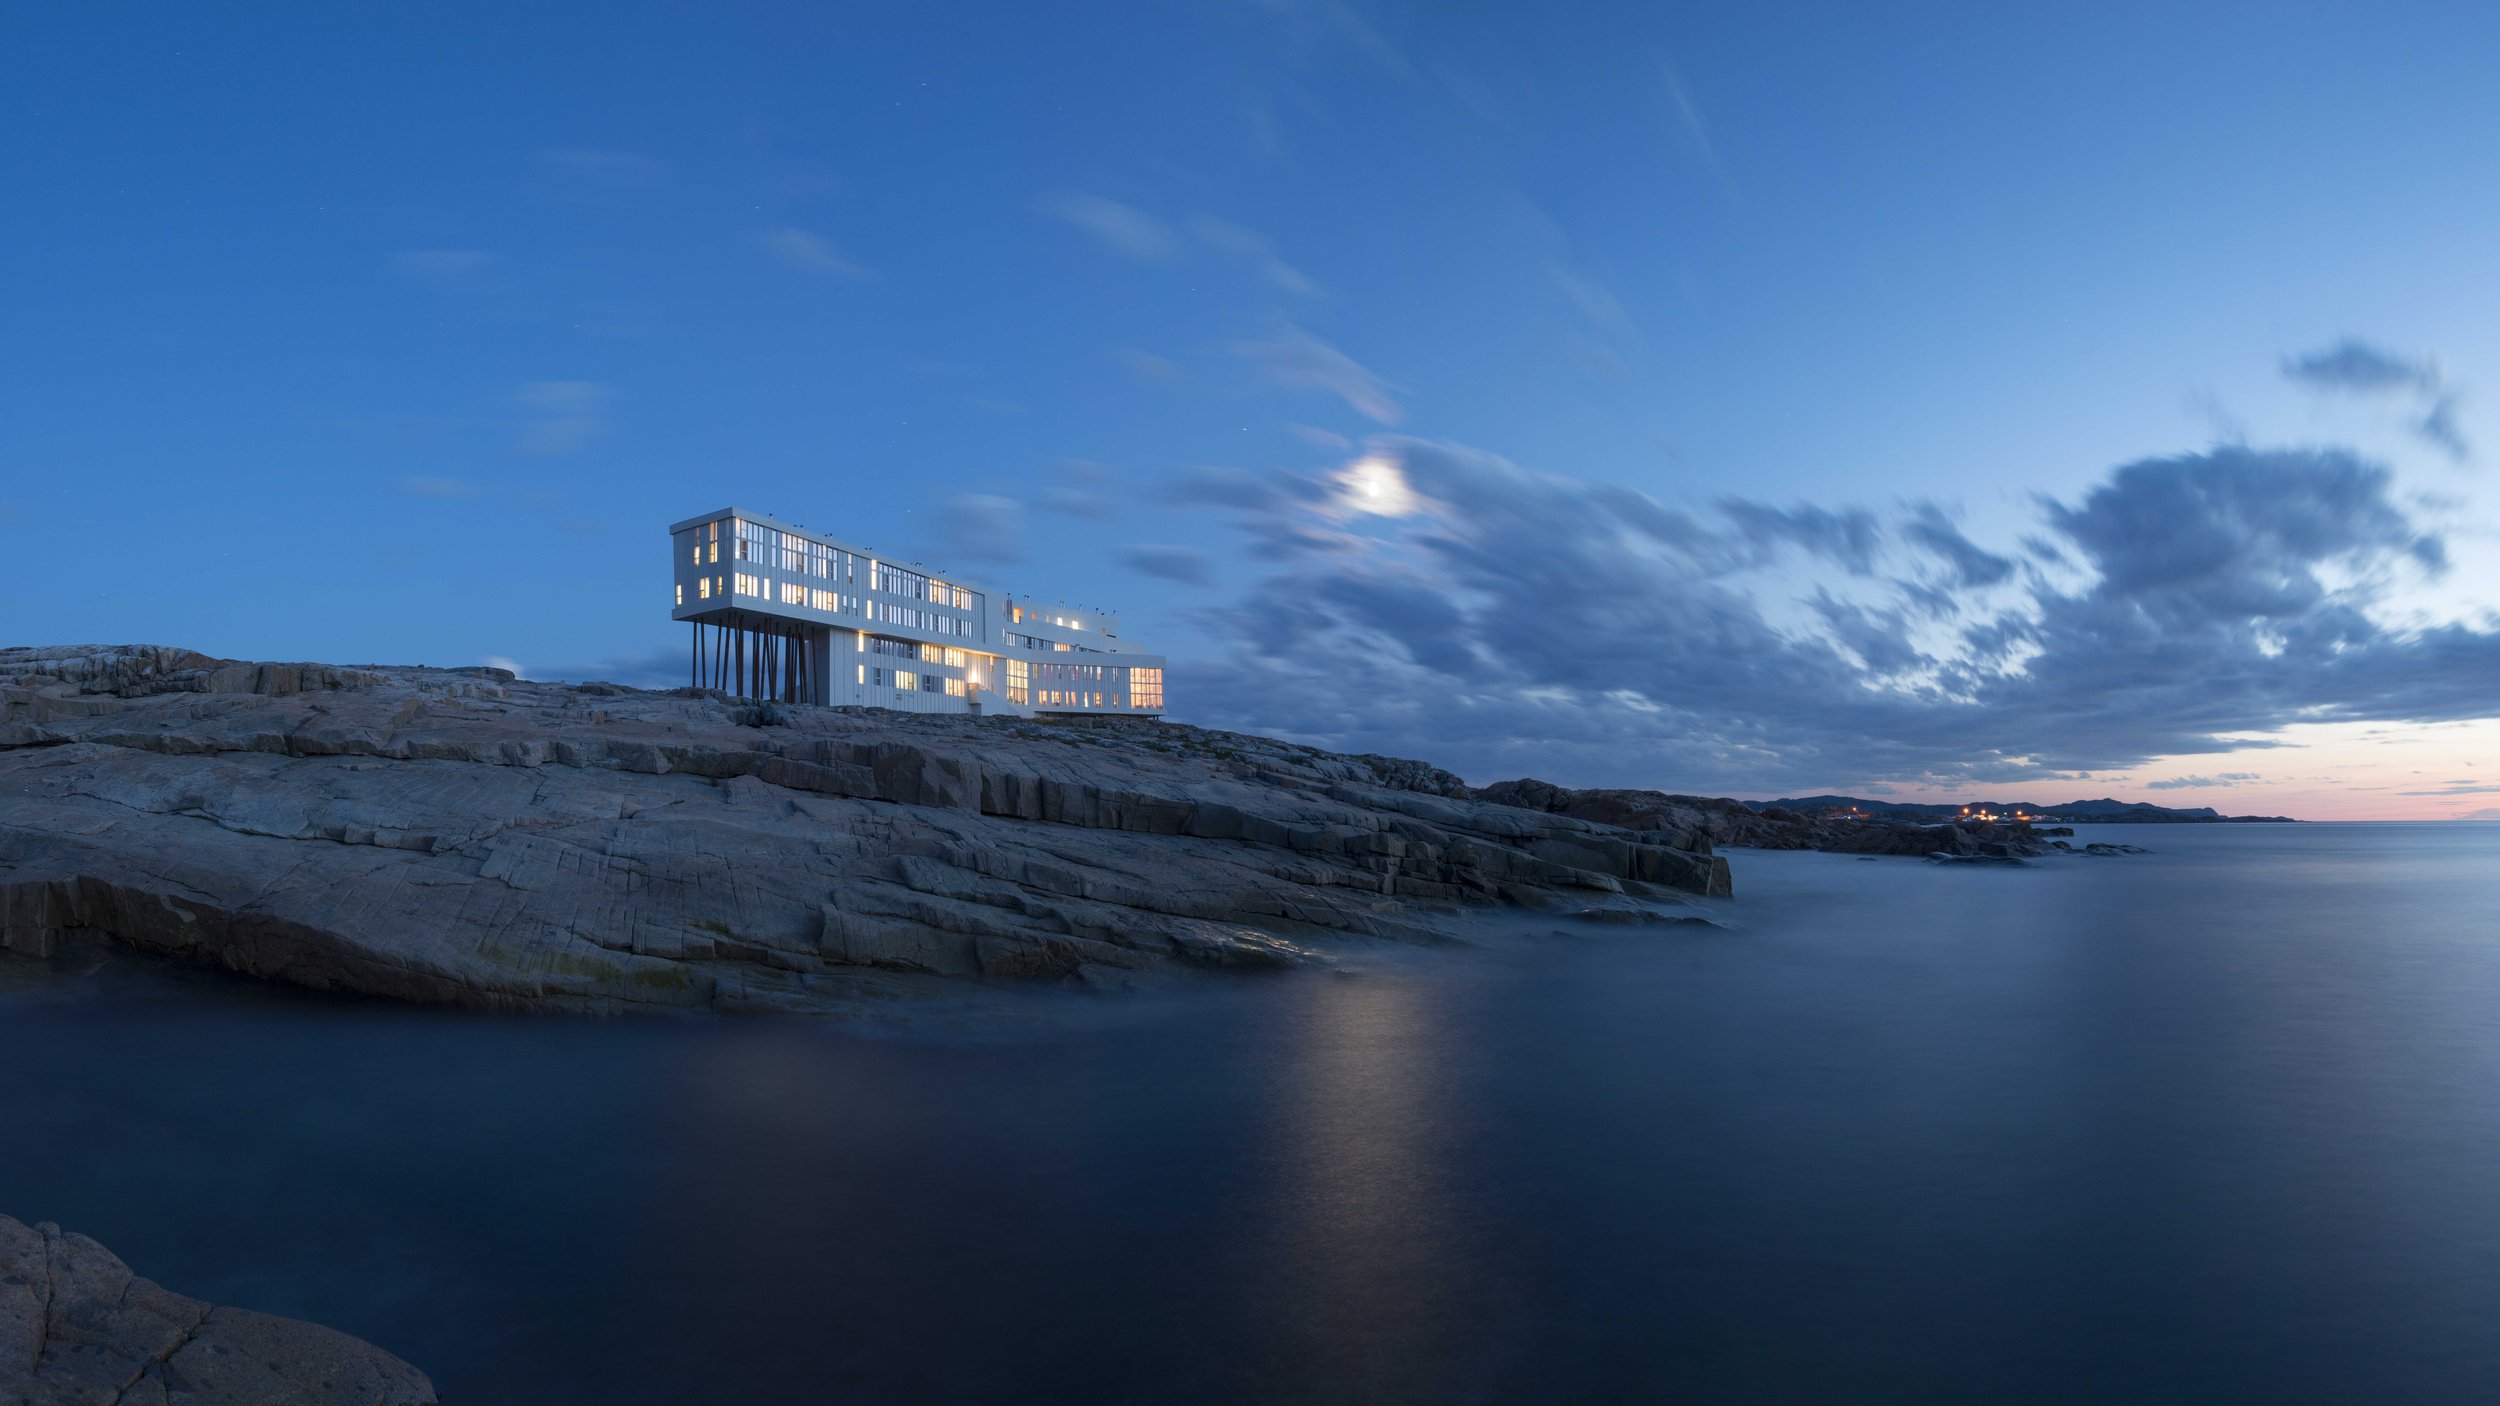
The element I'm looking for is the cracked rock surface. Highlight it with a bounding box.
[0,645,1730,1014]
[0,1213,436,1405]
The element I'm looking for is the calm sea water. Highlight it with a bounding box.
[7,822,2499,1403]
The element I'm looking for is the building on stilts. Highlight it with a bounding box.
[670,508,1167,717]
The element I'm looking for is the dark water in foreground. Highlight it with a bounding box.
[7,823,2500,1403]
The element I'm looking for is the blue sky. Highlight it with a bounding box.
[7,3,2498,816]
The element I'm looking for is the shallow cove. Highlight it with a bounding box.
[7,823,2500,1403]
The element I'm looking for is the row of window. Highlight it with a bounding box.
[870,600,969,635]
[865,636,976,669]
[858,665,970,697]
[688,521,987,616]
[781,582,862,614]
[729,520,855,582]
[870,561,974,610]
[1001,631,1088,653]
[1129,667,1164,710]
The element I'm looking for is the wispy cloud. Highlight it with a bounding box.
[936,492,1024,564]
[1551,266,1630,331]
[1036,192,1178,262]
[2144,773,2262,790]
[1657,51,1722,172]
[1036,459,1118,521]
[2283,336,2470,461]
[1038,194,1324,298]
[395,475,484,499]
[1237,323,1404,424]
[2397,782,2500,796]
[1192,216,1324,298]
[1114,349,1186,382]
[514,381,614,456]
[762,225,873,279]
[389,249,498,292]
[2283,339,2438,395]
[1119,544,1214,586]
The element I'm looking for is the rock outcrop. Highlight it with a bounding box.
[0,1213,435,1405]
[0,645,1728,1014]
[1475,777,2102,861]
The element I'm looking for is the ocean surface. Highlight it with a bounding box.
[7,822,2499,1403]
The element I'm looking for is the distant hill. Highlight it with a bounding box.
[1766,794,2292,823]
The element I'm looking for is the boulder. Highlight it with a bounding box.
[0,1213,435,1405]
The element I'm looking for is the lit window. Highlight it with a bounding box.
[675,584,684,606]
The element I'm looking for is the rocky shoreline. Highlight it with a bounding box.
[0,645,2144,1015]
[1472,778,2147,863]
[0,1214,435,1404]
[0,645,1741,1015]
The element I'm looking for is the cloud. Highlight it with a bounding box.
[1717,500,1883,574]
[2456,808,2500,821]
[389,249,497,292]
[2144,773,2262,790]
[2040,447,2442,610]
[1192,216,1324,298]
[1657,52,1722,172]
[1034,459,1118,521]
[1162,464,1310,514]
[514,381,614,456]
[1237,324,1403,423]
[2283,337,2469,461]
[1037,192,1178,262]
[2419,392,2468,460]
[1114,349,1186,382]
[1552,266,1630,331]
[395,475,483,498]
[2283,339,2438,395]
[1119,545,1214,586]
[762,226,872,279]
[937,492,1024,564]
[1900,504,2016,588]
[1168,437,2496,793]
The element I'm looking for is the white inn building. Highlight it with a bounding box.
[670,507,1166,718]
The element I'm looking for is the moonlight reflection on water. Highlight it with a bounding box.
[4,824,2499,1403]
